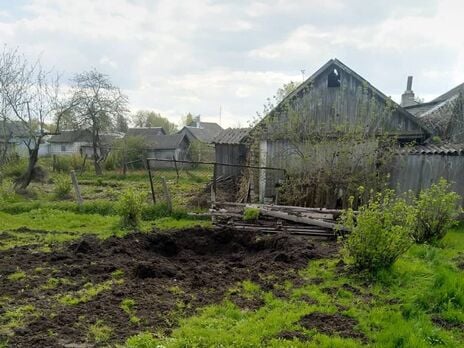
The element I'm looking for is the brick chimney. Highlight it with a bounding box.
[401,76,416,107]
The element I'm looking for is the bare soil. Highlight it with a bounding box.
[299,312,366,341]
[0,227,337,347]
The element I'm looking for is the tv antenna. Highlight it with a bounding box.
[301,69,306,81]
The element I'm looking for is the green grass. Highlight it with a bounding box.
[125,226,464,347]
[88,320,113,344]
[7,270,26,282]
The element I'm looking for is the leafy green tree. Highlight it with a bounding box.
[131,110,177,134]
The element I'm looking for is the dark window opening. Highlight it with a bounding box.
[328,68,340,88]
[61,145,66,152]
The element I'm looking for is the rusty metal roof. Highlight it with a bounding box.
[212,128,250,144]
[407,143,464,155]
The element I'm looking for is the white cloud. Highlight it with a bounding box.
[0,0,463,127]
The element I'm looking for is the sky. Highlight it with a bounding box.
[0,0,463,127]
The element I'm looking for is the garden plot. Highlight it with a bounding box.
[0,227,337,347]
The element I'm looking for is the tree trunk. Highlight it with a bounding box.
[16,144,39,189]
[92,129,103,176]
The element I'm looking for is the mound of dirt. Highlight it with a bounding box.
[299,312,366,340]
[0,227,337,347]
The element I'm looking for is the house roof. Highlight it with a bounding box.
[262,58,431,138]
[431,82,464,103]
[147,134,187,150]
[0,121,30,139]
[48,130,121,144]
[179,122,223,143]
[48,130,92,143]
[212,128,250,144]
[125,127,166,139]
[406,143,464,155]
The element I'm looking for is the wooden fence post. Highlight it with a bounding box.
[70,170,83,206]
[146,159,156,204]
[161,177,172,212]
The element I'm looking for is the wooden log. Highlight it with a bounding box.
[258,208,349,232]
[70,170,83,206]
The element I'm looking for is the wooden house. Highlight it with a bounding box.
[48,130,122,157]
[251,58,431,204]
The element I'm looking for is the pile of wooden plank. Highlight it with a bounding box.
[211,202,350,240]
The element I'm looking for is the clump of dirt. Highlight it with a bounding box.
[432,316,464,331]
[0,227,337,347]
[299,312,366,340]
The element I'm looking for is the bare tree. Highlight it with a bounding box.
[71,69,128,175]
[0,46,68,188]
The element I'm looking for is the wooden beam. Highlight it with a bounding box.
[258,208,349,232]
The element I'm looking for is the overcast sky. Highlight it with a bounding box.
[1,0,463,127]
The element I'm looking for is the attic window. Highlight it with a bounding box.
[327,68,340,88]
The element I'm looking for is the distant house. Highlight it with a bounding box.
[177,118,223,144]
[177,117,222,162]
[0,121,33,157]
[145,134,190,167]
[48,130,123,157]
[125,127,166,139]
[123,127,190,167]
[212,128,250,177]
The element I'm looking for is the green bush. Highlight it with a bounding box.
[115,188,146,228]
[0,178,21,203]
[412,179,461,244]
[1,159,28,178]
[243,207,260,221]
[341,190,416,273]
[53,175,72,199]
[53,154,83,173]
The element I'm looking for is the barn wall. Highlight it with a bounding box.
[267,64,426,139]
[390,154,464,199]
[215,144,248,178]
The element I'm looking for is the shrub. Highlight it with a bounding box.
[341,190,416,273]
[412,179,461,244]
[53,175,72,199]
[116,188,145,228]
[0,178,20,203]
[243,207,260,221]
[1,159,28,178]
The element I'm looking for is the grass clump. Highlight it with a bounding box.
[120,298,140,324]
[243,207,260,221]
[7,270,26,282]
[116,188,145,229]
[53,175,71,199]
[341,190,416,273]
[58,280,114,306]
[88,320,112,344]
[412,179,461,244]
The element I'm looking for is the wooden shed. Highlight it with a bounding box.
[212,128,249,178]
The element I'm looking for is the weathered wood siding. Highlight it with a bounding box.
[215,144,248,177]
[390,154,464,199]
[259,62,428,203]
[267,64,426,138]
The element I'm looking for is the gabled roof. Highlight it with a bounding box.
[431,82,464,103]
[212,128,250,144]
[48,129,122,144]
[148,134,188,150]
[179,122,223,143]
[0,121,30,139]
[48,129,92,143]
[261,58,430,137]
[125,127,166,139]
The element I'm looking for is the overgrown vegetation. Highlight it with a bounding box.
[412,178,461,244]
[341,190,416,273]
[116,188,146,229]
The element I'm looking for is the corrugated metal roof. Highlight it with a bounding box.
[407,143,464,155]
[212,128,250,144]
[148,134,187,149]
